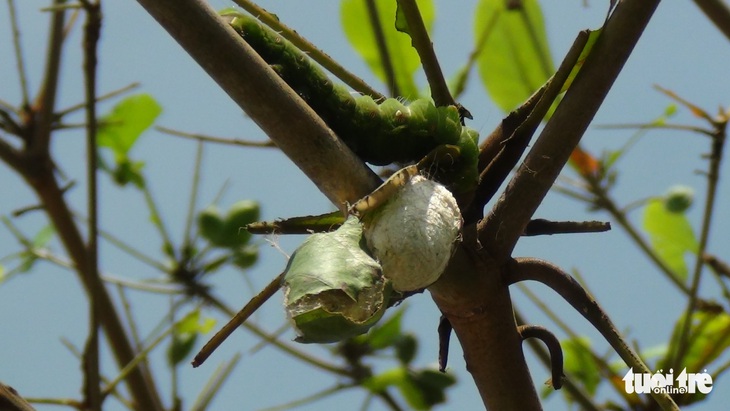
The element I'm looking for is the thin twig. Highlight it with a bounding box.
[54,82,140,118]
[7,0,30,106]
[193,272,284,367]
[198,290,349,376]
[156,125,276,148]
[231,0,383,100]
[365,0,400,97]
[183,140,204,257]
[673,111,727,369]
[522,219,610,236]
[513,311,602,411]
[30,0,66,154]
[396,0,453,106]
[80,1,102,408]
[516,325,564,389]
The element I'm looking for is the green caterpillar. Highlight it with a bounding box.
[225,11,479,194]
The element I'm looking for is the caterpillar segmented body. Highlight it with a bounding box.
[226,11,479,194]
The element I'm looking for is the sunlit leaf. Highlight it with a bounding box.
[363,367,436,410]
[560,29,601,93]
[674,311,730,371]
[475,0,553,112]
[98,93,162,159]
[167,309,215,366]
[568,145,600,178]
[32,225,55,248]
[643,199,698,281]
[562,337,601,395]
[341,0,434,99]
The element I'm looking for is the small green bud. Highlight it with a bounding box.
[664,185,694,213]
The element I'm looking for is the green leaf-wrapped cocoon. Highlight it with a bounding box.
[364,176,462,292]
[284,218,391,343]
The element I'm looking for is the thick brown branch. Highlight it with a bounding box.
[135,0,380,211]
[396,0,454,106]
[428,227,542,410]
[508,257,679,410]
[693,0,730,42]
[479,0,661,258]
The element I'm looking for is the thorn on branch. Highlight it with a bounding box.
[437,315,452,373]
[517,325,564,390]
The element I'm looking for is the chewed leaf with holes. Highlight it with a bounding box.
[283,217,391,343]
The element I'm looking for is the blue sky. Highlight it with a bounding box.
[1,1,729,410]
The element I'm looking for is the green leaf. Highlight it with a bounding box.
[363,308,405,350]
[394,334,418,365]
[167,332,197,367]
[411,368,455,407]
[341,0,434,99]
[112,158,146,188]
[32,225,55,248]
[394,3,409,34]
[643,198,698,281]
[474,0,553,112]
[198,205,226,245]
[218,200,260,248]
[232,245,258,269]
[674,311,730,371]
[364,367,454,410]
[562,337,601,395]
[559,29,601,93]
[167,309,216,367]
[98,93,162,160]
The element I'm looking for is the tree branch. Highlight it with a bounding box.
[479,0,661,258]
[508,257,679,411]
[134,0,380,211]
[428,227,542,410]
[30,0,66,155]
[396,0,453,106]
[693,0,730,42]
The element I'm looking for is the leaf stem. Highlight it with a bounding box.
[396,0,453,106]
[364,0,399,97]
[673,112,727,369]
[231,0,384,100]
